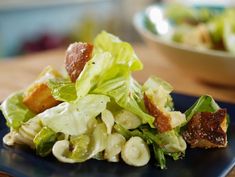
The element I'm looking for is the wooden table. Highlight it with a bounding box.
[0,44,234,176]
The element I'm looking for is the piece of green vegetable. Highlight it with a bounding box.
[33,127,58,157]
[1,92,35,129]
[153,144,166,169]
[184,95,220,122]
[47,78,77,102]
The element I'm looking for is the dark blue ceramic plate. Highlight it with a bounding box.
[0,93,234,177]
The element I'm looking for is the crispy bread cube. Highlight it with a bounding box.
[23,66,61,113]
[65,42,93,82]
[183,109,228,148]
[144,94,172,133]
[23,83,60,113]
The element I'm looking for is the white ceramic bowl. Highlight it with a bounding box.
[133,5,235,86]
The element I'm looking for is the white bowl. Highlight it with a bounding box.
[133,5,235,86]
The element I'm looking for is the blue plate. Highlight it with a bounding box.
[0,93,235,177]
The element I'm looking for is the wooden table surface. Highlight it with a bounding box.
[0,44,234,176]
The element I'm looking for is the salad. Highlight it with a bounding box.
[0,31,229,169]
[145,4,235,54]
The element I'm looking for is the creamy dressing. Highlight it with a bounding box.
[3,132,15,146]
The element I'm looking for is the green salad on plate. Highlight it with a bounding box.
[0,31,229,169]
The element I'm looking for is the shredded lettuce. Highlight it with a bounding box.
[1,92,35,129]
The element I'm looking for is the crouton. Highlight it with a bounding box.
[65,42,93,82]
[144,94,172,133]
[23,66,61,113]
[183,109,228,148]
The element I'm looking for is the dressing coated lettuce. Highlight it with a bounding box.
[40,94,110,135]
[70,123,108,162]
[1,92,35,129]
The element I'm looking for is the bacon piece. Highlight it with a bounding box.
[65,42,93,82]
[183,109,228,148]
[144,94,171,133]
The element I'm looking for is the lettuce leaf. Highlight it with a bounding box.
[184,95,220,122]
[94,31,143,71]
[40,94,110,136]
[76,52,113,99]
[93,73,154,127]
[1,92,35,129]
[75,31,143,98]
[47,78,77,102]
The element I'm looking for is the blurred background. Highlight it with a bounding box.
[0,0,159,58]
[0,0,233,58]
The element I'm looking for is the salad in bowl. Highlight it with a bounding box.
[134,4,235,86]
[0,31,229,169]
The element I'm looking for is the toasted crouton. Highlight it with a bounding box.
[183,109,228,148]
[23,66,61,113]
[144,94,172,133]
[23,83,60,113]
[65,42,93,82]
